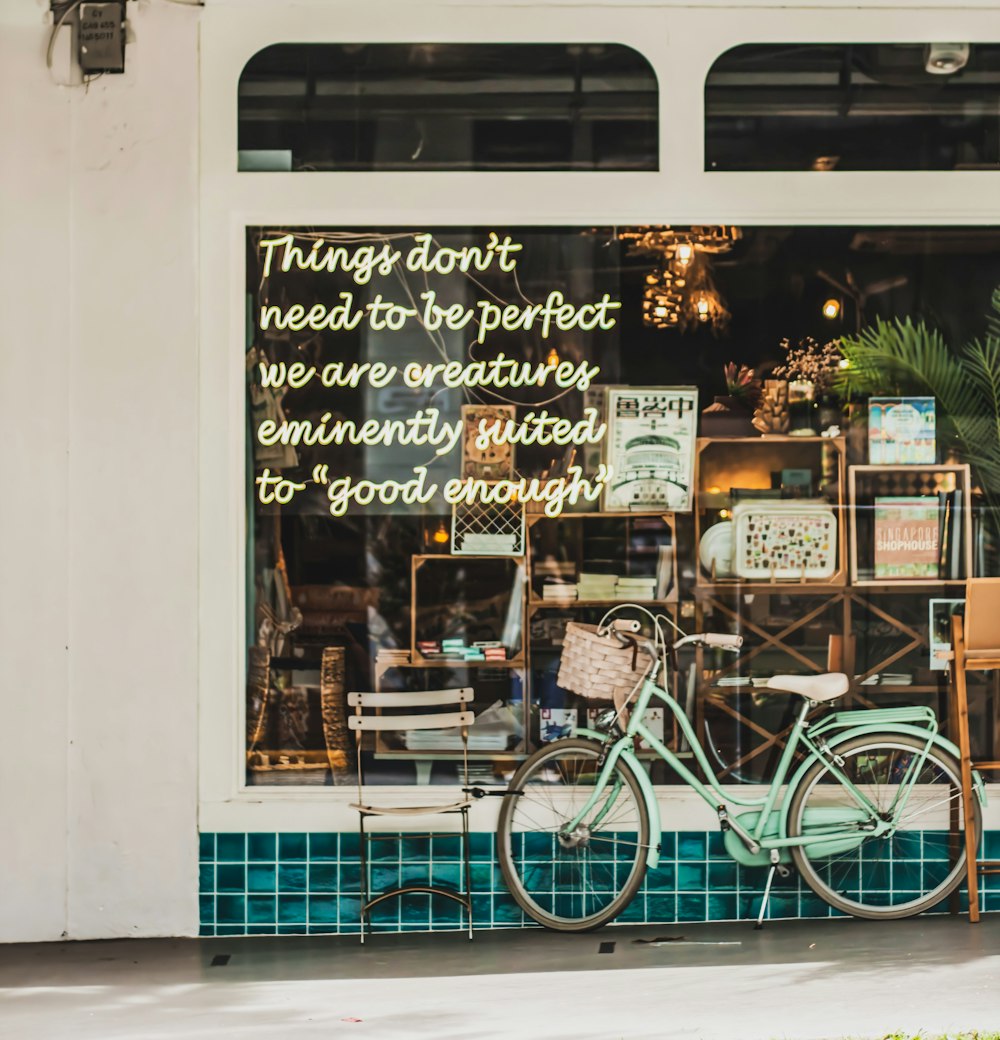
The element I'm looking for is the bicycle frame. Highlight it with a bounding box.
[565,675,957,870]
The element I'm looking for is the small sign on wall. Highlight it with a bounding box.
[78,2,126,74]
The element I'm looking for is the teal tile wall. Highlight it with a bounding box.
[199,830,996,936]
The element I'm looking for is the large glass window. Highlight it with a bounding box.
[706,44,1000,171]
[238,44,659,171]
[245,224,1000,788]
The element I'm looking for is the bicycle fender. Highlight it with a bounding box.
[778,723,984,836]
[574,729,662,869]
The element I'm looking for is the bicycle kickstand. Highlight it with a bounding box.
[754,852,790,930]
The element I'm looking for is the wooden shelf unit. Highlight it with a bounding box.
[848,463,973,586]
[694,435,848,589]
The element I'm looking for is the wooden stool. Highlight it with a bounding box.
[949,581,1000,921]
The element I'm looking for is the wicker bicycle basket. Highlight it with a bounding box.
[556,622,651,702]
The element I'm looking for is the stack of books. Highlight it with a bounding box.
[616,576,657,601]
[577,572,618,601]
[474,641,508,663]
[376,648,411,666]
[542,577,578,602]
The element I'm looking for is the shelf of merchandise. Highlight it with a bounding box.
[847,463,973,586]
[694,435,848,590]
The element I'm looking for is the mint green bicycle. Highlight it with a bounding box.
[498,607,984,931]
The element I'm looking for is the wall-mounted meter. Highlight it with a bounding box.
[78,1,126,74]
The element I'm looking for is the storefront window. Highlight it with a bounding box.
[238,44,659,171]
[245,224,1000,788]
[706,44,1000,171]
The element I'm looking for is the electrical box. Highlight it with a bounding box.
[78,1,125,74]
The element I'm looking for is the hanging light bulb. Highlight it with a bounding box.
[546,347,560,366]
[432,520,449,545]
[822,298,842,320]
[672,242,696,272]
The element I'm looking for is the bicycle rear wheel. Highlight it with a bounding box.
[497,738,651,931]
[787,733,980,919]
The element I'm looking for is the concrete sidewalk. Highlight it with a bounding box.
[2,917,999,1039]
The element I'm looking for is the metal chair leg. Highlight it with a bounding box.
[462,808,473,940]
[359,813,369,944]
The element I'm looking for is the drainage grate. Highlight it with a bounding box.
[598,941,616,954]
[210,954,231,967]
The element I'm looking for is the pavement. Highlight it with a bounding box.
[2,917,1000,1039]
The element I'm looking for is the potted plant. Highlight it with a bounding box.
[772,336,845,436]
[701,363,761,437]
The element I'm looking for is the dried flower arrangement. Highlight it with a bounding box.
[773,337,844,394]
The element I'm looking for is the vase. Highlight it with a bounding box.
[788,380,817,436]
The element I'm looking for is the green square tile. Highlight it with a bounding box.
[278,894,307,924]
[491,895,524,925]
[199,895,214,924]
[308,924,338,935]
[400,836,430,859]
[279,834,308,861]
[432,864,462,890]
[199,833,215,862]
[339,833,360,859]
[216,834,246,862]
[308,895,339,924]
[309,863,338,892]
[216,925,247,936]
[370,836,400,862]
[247,925,277,935]
[339,864,361,891]
[199,865,215,894]
[618,899,645,923]
[647,893,676,921]
[431,835,463,861]
[198,924,215,937]
[215,895,245,925]
[708,861,737,890]
[470,863,496,891]
[658,833,676,858]
[308,834,338,861]
[646,863,676,891]
[216,864,245,894]
[708,893,737,921]
[469,833,492,859]
[677,862,706,891]
[706,832,727,859]
[678,832,706,860]
[248,834,277,861]
[984,831,1000,861]
[471,896,492,923]
[278,924,309,935]
[677,893,707,921]
[247,863,276,893]
[277,864,308,892]
[247,896,276,924]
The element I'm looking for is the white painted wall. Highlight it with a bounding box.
[0,0,200,942]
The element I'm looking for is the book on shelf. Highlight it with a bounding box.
[935,489,965,580]
[868,397,936,464]
[874,496,939,579]
[655,544,674,599]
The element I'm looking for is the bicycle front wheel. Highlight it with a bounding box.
[788,733,981,920]
[497,738,651,931]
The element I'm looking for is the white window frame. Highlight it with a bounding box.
[199,0,1000,834]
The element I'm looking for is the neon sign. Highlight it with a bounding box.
[252,231,622,517]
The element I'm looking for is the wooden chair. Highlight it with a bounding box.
[949,578,1000,922]
[348,687,476,941]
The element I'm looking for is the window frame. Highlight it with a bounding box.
[200,0,1000,835]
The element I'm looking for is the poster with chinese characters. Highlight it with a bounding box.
[603,387,698,512]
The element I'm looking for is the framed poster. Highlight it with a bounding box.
[603,387,698,512]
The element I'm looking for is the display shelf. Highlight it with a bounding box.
[694,435,847,589]
[848,463,973,585]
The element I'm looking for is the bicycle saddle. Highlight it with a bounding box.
[766,672,849,702]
